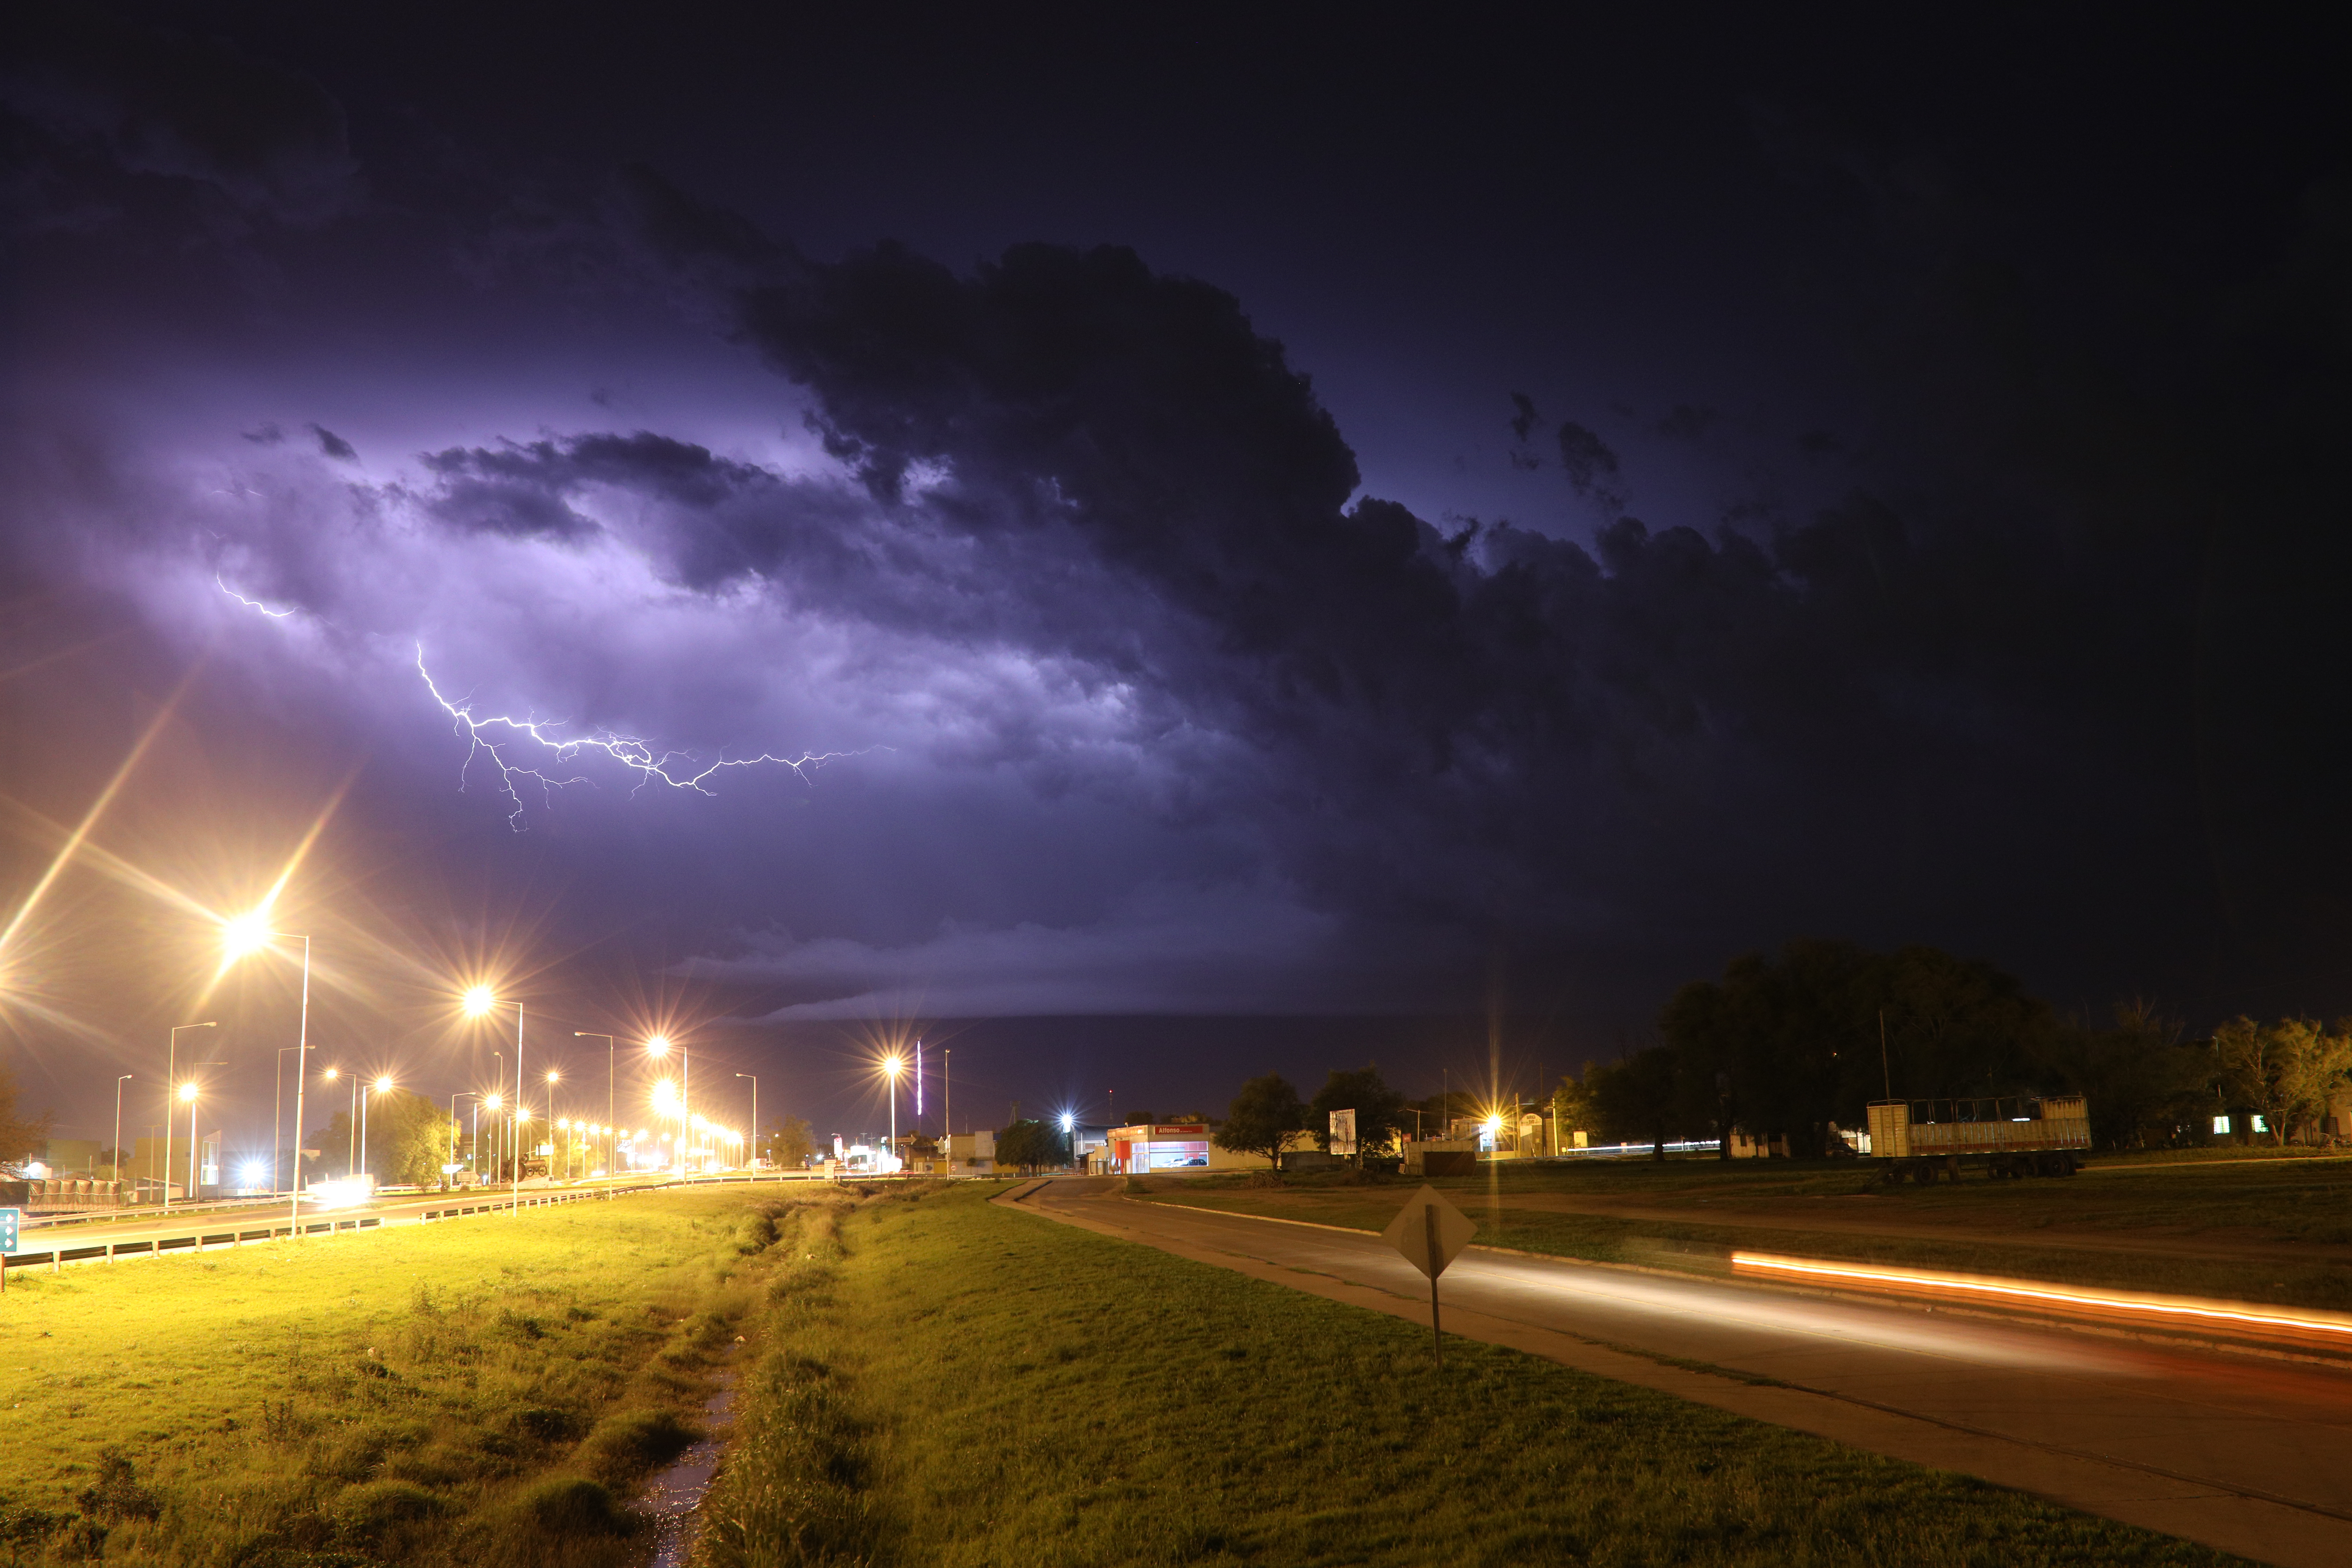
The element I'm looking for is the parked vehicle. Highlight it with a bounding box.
[1866,1095,2090,1182]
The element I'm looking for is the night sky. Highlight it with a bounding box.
[4,7,2348,1153]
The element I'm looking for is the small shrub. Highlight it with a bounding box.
[76,1449,161,1522]
[512,1475,638,1538]
[574,1407,700,1480]
[510,1405,583,1443]
[332,1478,449,1550]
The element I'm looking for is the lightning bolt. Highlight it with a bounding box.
[416,645,866,830]
[216,573,297,618]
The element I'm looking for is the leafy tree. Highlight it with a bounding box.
[321,1091,459,1188]
[1214,1072,1308,1170]
[2212,1016,2352,1144]
[1550,1072,1598,1146]
[995,1118,1062,1171]
[2040,1001,2213,1149]
[1662,939,2059,1157]
[0,1056,54,1163]
[1587,1047,1688,1160]
[1310,1066,1407,1164]
[764,1114,814,1168]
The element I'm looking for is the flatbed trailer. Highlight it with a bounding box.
[1866,1095,2090,1182]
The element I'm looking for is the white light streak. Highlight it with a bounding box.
[216,573,296,618]
[416,645,864,830]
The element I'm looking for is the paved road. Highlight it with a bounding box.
[1013,1177,2352,1568]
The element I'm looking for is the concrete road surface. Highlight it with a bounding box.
[1010,1177,2352,1568]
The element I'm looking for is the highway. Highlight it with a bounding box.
[1014,1176,2352,1568]
[0,1171,818,1274]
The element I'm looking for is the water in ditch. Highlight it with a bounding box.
[645,1369,739,1568]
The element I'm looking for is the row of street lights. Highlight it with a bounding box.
[139,910,752,1234]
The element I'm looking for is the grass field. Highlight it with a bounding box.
[694,1182,2248,1568]
[0,1188,789,1566]
[1134,1154,2352,1311]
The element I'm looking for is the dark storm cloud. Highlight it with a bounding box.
[504,212,2207,958]
[1,9,357,226]
[308,424,356,462]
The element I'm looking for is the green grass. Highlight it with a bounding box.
[697,1182,2250,1568]
[0,1188,801,1566]
[1134,1157,2352,1312]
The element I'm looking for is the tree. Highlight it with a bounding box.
[321,1091,459,1188]
[2212,1016,2352,1144]
[0,1056,54,1163]
[1587,1047,1687,1160]
[2041,1001,2212,1149]
[1215,1072,1308,1171]
[765,1114,814,1169]
[1310,1067,1407,1165]
[995,1118,1062,1172]
[1661,939,2060,1157]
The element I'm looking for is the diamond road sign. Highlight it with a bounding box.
[0,1208,19,1253]
[1381,1185,1476,1280]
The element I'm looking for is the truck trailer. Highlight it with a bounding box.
[1865,1094,2090,1182]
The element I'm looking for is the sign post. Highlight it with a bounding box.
[1381,1185,1476,1365]
[0,1207,18,1296]
[1329,1108,1357,1159]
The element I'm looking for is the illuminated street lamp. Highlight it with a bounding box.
[574,1032,618,1178]
[359,1073,393,1190]
[882,1054,903,1174]
[648,1035,688,1176]
[161,1021,215,1211]
[735,1072,758,1175]
[463,986,527,1209]
[1061,1111,1076,1172]
[322,1067,357,1175]
[223,913,313,1234]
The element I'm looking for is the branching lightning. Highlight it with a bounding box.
[217,573,296,618]
[416,645,866,830]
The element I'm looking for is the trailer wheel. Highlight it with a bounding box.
[1910,1162,1936,1184]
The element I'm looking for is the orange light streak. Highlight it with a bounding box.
[1732,1251,2352,1341]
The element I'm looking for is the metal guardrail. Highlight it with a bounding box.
[3,1168,858,1283]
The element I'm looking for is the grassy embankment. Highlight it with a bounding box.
[693,1181,2246,1568]
[1134,1153,2352,1311]
[0,1188,796,1566]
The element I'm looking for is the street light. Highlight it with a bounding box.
[574,1032,617,1179]
[1061,1111,1076,1172]
[323,1066,359,1175]
[450,1090,485,1190]
[482,1092,503,1181]
[882,1055,903,1174]
[544,1069,565,1177]
[463,986,527,1209]
[222,913,313,1235]
[359,1073,392,1190]
[178,1080,199,1200]
[162,1022,216,1211]
[735,1072,758,1175]
[111,1073,132,1193]
[648,1036,688,1177]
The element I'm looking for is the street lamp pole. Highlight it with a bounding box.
[163,1021,216,1211]
[575,1033,616,1178]
[111,1074,131,1191]
[883,1055,902,1174]
[736,1073,757,1173]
